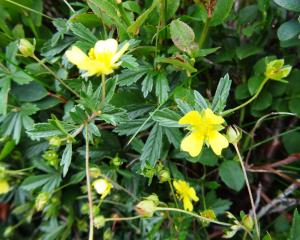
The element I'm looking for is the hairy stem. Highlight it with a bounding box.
[222,77,269,116]
[233,144,260,239]
[85,126,94,240]
[32,55,80,98]
[101,74,106,106]
[155,207,232,226]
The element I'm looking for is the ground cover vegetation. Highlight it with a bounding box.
[0,0,300,239]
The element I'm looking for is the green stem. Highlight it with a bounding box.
[222,77,269,116]
[4,0,54,20]
[101,74,106,106]
[156,207,232,226]
[233,144,260,239]
[199,19,210,49]
[105,215,142,222]
[168,180,179,208]
[85,126,94,240]
[62,0,75,13]
[32,55,80,98]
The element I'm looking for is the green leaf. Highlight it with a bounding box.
[170,19,196,53]
[248,76,265,95]
[212,74,232,112]
[236,45,263,60]
[193,47,221,57]
[21,173,61,192]
[61,143,72,177]
[197,148,218,166]
[141,72,155,98]
[12,71,34,85]
[69,22,97,44]
[210,0,234,26]
[282,131,300,154]
[27,122,75,140]
[164,127,182,148]
[114,118,154,136]
[219,160,245,191]
[155,72,169,103]
[140,123,162,168]
[127,0,160,35]
[0,76,11,115]
[152,109,181,127]
[166,0,180,20]
[12,82,48,102]
[274,0,300,12]
[118,66,150,86]
[252,92,272,111]
[194,90,208,110]
[278,20,300,41]
[0,139,15,161]
[155,57,197,73]
[289,209,300,240]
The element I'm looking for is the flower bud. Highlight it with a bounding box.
[135,200,157,217]
[49,137,61,147]
[135,194,159,217]
[226,125,242,144]
[35,192,50,211]
[0,179,10,195]
[89,167,101,178]
[200,209,216,227]
[242,215,254,231]
[265,59,292,81]
[42,150,59,167]
[94,215,106,229]
[111,156,122,167]
[18,39,35,57]
[4,226,14,237]
[158,170,171,183]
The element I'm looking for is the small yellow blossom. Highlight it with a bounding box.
[93,178,113,199]
[173,180,199,211]
[0,179,10,195]
[178,108,229,157]
[265,59,291,80]
[66,39,129,77]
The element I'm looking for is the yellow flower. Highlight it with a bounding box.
[173,180,199,211]
[0,179,10,195]
[178,108,229,157]
[66,39,129,77]
[93,178,113,199]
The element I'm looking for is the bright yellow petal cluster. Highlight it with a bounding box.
[0,179,10,195]
[179,109,229,157]
[66,39,129,77]
[173,180,199,211]
[93,178,113,199]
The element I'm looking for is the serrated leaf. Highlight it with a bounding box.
[69,22,97,44]
[152,109,181,127]
[194,90,208,110]
[140,123,162,168]
[211,74,232,112]
[61,143,72,177]
[155,72,169,103]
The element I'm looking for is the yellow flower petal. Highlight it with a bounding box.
[207,131,229,155]
[94,39,118,55]
[204,108,225,125]
[0,179,9,195]
[66,46,89,67]
[187,187,199,202]
[183,196,193,211]
[111,42,130,64]
[181,132,204,157]
[178,110,202,126]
